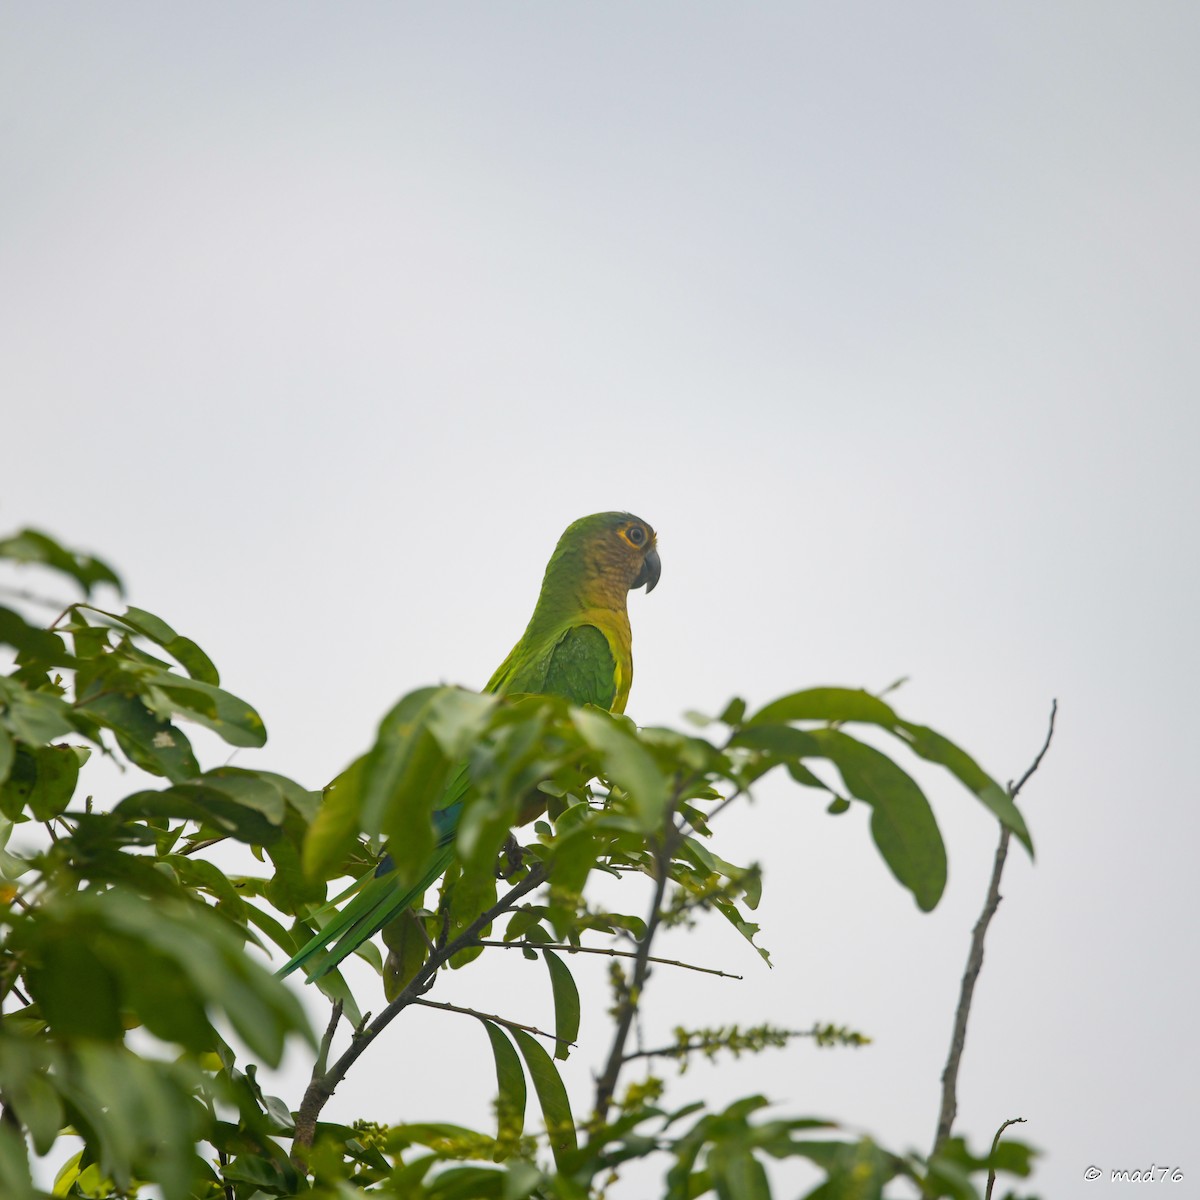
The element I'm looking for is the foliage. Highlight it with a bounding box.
[0,528,1039,1198]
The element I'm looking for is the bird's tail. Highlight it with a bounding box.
[277,842,456,981]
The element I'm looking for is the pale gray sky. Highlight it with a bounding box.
[3,4,1198,1195]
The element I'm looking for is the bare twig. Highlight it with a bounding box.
[932,701,1056,1155]
[291,864,547,1162]
[476,938,742,980]
[413,998,566,1047]
[985,1116,1027,1200]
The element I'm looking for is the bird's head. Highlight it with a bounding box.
[549,512,661,609]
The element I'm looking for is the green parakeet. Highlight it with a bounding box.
[280,511,660,981]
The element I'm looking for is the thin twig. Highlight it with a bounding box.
[412,998,566,1047]
[291,864,547,1162]
[932,701,1056,1155]
[985,1116,1026,1200]
[477,938,742,980]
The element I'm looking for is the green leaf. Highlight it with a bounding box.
[169,855,248,922]
[711,1147,771,1200]
[363,688,451,879]
[382,908,432,1001]
[26,936,124,1038]
[511,1028,578,1168]
[731,723,823,759]
[802,1135,894,1199]
[17,889,311,1064]
[0,743,80,821]
[482,1021,527,1158]
[77,691,199,782]
[303,757,365,879]
[0,528,122,595]
[748,689,1031,857]
[8,1065,65,1155]
[427,1165,506,1198]
[0,679,77,744]
[139,668,266,748]
[426,688,500,760]
[571,708,668,831]
[750,687,899,727]
[444,859,498,969]
[809,730,946,912]
[0,727,13,785]
[543,950,581,1060]
[116,784,281,844]
[199,766,287,823]
[221,1153,291,1190]
[897,721,1033,856]
[94,606,219,684]
[265,837,326,914]
[0,1124,37,1200]
[0,606,75,666]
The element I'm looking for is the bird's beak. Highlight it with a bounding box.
[633,545,661,593]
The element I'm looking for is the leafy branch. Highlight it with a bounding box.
[1,526,1046,1199]
[291,864,547,1158]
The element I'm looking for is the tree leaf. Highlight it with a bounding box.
[0,743,80,821]
[543,950,581,1060]
[0,528,122,595]
[200,767,288,824]
[303,757,365,879]
[0,679,77,744]
[711,1147,771,1200]
[511,1028,578,1168]
[426,688,499,760]
[571,708,667,831]
[25,936,123,1039]
[749,687,899,727]
[808,729,946,911]
[7,1070,63,1157]
[730,724,823,759]
[0,1124,38,1200]
[116,784,281,844]
[0,727,13,785]
[138,668,265,748]
[897,721,1033,856]
[482,1020,527,1159]
[77,692,199,782]
[364,689,456,881]
[95,605,219,684]
[0,606,75,667]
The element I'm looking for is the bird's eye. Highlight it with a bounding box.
[626,525,646,546]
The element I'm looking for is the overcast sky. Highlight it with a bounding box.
[3,4,1198,1195]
